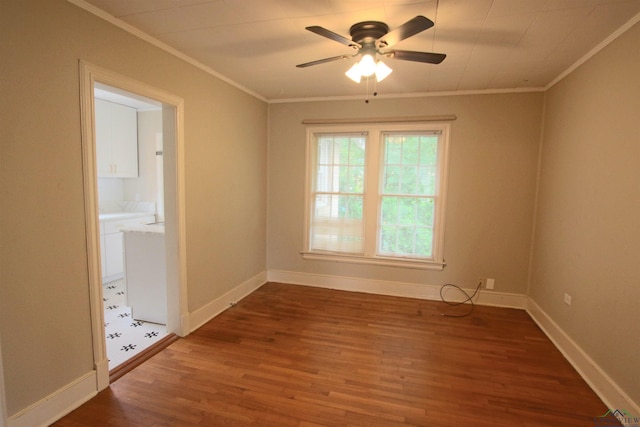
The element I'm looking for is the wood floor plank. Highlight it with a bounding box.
[52,282,619,426]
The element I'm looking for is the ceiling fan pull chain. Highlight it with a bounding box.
[365,76,370,103]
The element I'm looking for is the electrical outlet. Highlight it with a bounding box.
[563,293,572,306]
[485,278,495,290]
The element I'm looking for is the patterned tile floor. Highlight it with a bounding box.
[103,279,168,370]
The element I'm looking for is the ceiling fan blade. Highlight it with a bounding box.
[378,16,434,48]
[305,26,361,49]
[384,50,446,64]
[296,54,352,68]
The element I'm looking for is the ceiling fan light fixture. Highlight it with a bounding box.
[358,53,377,77]
[375,60,393,82]
[345,56,393,83]
[345,63,362,83]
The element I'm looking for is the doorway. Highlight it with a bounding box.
[94,83,169,371]
[79,61,187,390]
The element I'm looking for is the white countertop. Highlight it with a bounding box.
[121,223,165,234]
[99,212,152,222]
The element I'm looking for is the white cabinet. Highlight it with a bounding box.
[104,232,124,278]
[100,215,155,282]
[95,98,139,178]
[124,226,167,324]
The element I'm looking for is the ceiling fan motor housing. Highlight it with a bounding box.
[349,21,389,44]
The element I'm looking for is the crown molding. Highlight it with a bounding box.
[546,10,640,90]
[66,0,267,103]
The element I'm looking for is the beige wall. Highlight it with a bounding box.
[268,93,543,293]
[3,0,638,421]
[0,0,267,416]
[530,22,640,404]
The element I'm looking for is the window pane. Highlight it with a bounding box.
[383,165,401,193]
[417,166,436,195]
[337,137,350,164]
[311,133,366,254]
[318,139,333,164]
[400,166,418,194]
[350,138,365,165]
[343,166,364,193]
[382,133,438,198]
[379,192,436,258]
[415,227,433,257]
[419,137,438,166]
[397,226,415,254]
[313,194,333,218]
[343,195,363,219]
[385,138,402,164]
[416,198,434,226]
[314,194,363,219]
[311,194,363,253]
[338,164,350,192]
[380,131,438,258]
[315,165,332,192]
[381,197,398,224]
[310,220,363,253]
[380,225,397,253]
[402,137,420,164]
[398,198,416,225]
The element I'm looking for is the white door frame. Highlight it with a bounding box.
[0,331,8,426]
[79,61,189,390]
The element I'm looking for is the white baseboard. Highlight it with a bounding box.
[179,313,191,337]
[8,372,97,427]
[17,271,635,427]
[0,341,8,427]
[7,272,268,427]
[267,269,527,309]
[95,358,110,391]
[526,298,640,424]
[188,271,268,333]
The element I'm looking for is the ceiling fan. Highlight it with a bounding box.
[296,16,446,83]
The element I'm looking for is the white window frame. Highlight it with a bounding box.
[303,122,450,270]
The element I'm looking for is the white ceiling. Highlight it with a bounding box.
[80,0,640,101]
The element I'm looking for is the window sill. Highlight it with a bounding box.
[300,251,446,271]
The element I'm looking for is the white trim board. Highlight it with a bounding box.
[8,372,96,427]
[0,332,8,427]
[526,299,640,425]
[78,61,189,391]
[267,270,527,309]
[188,271,268,333]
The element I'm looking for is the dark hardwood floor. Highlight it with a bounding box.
[53,282,616,426]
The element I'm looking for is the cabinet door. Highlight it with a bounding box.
[94,99,139,178]
[104,232,124,277]
[95,99,112,177]
[110,103,139,177]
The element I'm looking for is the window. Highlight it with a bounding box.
[309,132,366,253]
[304,123,450,270]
